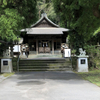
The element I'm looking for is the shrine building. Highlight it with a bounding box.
[20,13,69,54]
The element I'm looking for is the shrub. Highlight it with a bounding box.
[84,45,100,69]
[12,57,18,71]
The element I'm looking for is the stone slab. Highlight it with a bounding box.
[1,58,13,73]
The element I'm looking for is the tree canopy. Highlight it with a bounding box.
[0,0,100,52]
[0,0,37,42]
[52,0,100,53]
[52,0,100,37]
[37,0,59,24]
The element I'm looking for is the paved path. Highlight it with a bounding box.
[0,71,100,100]
[28,53,62,59]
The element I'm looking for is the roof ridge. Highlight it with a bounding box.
[31,13,59,28]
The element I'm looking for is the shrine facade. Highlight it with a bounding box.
[21,13,69,54]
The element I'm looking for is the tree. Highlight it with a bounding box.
[52,0,100,52]
[0,0,38,56]
[0,8,22,41]
[37,0,59,24]
[0,0,38,42]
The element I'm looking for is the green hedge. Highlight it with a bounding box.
[71,57,77,70]
[12,58,18,71]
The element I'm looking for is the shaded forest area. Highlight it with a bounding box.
[0,0,100,54]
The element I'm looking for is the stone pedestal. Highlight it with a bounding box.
[1,58,13,73]
[77,55,89,72]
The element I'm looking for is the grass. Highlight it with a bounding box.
[1,72,15,77]
[76,68,100,87]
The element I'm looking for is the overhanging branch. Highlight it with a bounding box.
[93,4,100,18]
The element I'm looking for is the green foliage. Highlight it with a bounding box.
[37,0,59,24]
[52,0,100,52]
[71,57,77,70]
[2,72,15,77]
[94,27,100,36]
[0,0,38,42]
[0,0,38,56]
[12,58,18,71]
[0,0,38,28]
[68,31,85,55]
[0,8,22,41]
[71,49,76,55]
[92,27,100,44]
[77,70,100,87]
[0,43,8,56]
[84,45,100,68]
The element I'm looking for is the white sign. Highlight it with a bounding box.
[64,49,71,57]
[13,45,21,52]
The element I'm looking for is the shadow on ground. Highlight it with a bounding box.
[15,71,82,81]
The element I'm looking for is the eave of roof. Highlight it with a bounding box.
[20,13,70,34]
[21,27,69,35]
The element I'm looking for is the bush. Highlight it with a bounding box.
[71,49,76,56]
[84,45,100,69]
[12,58,18,71]
[71,57,77,70]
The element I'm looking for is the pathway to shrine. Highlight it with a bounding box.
[0,71,100,100]
[27,53,62,59]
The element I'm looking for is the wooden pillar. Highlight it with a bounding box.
[36,40,38,54]
[52,39,54,54]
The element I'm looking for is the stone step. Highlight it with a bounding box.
[19,61,66,64]
[19,59,66,61]
[19,62,71,65]
[18,58,72,71]
[19,66,72,68]
[19,68,72,71]
[27,54,62,59]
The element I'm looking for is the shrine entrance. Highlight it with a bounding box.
[38,40,51,53]
[21,13,69,55]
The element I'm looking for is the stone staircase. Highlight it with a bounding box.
[19,58,72,71]
[28,53,62,59]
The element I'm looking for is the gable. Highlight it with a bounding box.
[32,18,57,28]
[31,13,59,28]
[20,13,70,34]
